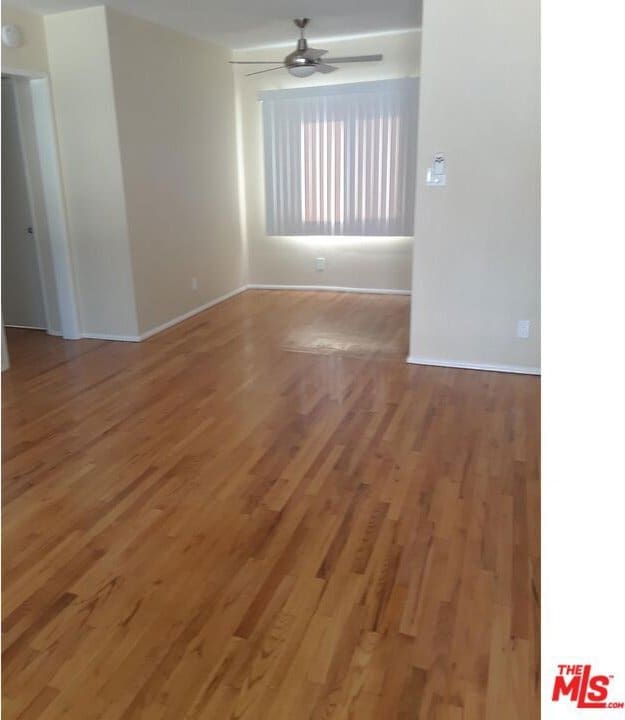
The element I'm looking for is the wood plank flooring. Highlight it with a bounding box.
[2,290,540,719]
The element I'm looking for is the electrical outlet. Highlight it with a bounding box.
[516,320,530,339]
[315,257,326,271]
[191,277,198,291]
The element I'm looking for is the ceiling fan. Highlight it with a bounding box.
[229,18,383,78]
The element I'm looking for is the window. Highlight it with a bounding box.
[261,79,419,237]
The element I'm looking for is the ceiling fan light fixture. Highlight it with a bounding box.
[288,65,316,78]
[231,19,384,78]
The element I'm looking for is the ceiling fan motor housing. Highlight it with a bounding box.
[285,38,313,68]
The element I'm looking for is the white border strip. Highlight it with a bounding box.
[406,356,541,376]
[248,284,410,296]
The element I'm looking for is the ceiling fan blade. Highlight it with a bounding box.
[229,60,286,65]
[315,63,338,74]
[245,65,285,77]
[322,54,383,64]
[302,48,327,60]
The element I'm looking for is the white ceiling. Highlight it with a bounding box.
[6,0,421,49]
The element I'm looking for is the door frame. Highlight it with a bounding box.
[3,67,81,340]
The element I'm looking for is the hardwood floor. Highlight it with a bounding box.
[2,290,540,719]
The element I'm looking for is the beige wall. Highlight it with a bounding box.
[45,7,138,337]
[106,9,245,334]
[233,30,420,291]
[5,5,245,339]
[409,0,540,371]
[1,3,48,75]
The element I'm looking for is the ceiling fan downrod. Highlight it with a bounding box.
[294,18,309,51]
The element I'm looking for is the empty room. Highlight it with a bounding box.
[1,0,542,717]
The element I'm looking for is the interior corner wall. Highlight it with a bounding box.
[105,9,245,335]
[233,30,420,292]
[409,0,540,371]
[44,6,139,338]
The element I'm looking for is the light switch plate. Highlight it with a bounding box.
[426,168,446,186]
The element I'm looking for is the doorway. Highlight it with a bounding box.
[2,76,47,332]
[1,69,81,370]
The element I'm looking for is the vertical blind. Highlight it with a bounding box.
[260,78,419,237]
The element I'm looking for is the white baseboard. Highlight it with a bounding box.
[406,356,541,376]
[78,284,406,344]
[82,332,142,342]
[80,287,248,343]
[5,323,47,331]
[139,285,248,341]
[247,283,411,296]
[6,325,75,339]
